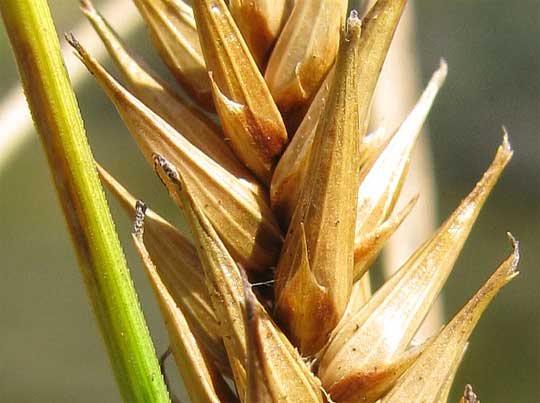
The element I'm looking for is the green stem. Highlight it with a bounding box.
[0,1,170,402]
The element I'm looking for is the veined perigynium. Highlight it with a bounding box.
[73,0,519,401]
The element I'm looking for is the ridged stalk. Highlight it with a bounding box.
[0,1,170,401]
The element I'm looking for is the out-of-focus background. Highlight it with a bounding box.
[0,1,538,402]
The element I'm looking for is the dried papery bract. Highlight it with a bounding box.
[355,0,408,134]
[353,60,447,280]
[274,114,390,220]
[271,0,409,222]
[274,13,362,356]
[434,344,468,403]
[131,204,237,403]
[130,0,213,109]
[318,136,513,402]
[381,235,519,403]
[97,165,228,370]
[265,0,347,130]
[170,159,324,402]
[353,194,418,280]
[271,74,390,221]
[81,0,254,181]
[68,36,283,271]
[192,0,288,184]
[358,126,392,166]
[343,273,373,320]
[229,0,292,68]
[172,155,249,399]
[270,75,332,221]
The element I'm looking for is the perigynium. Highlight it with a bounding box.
[70,0,519,401]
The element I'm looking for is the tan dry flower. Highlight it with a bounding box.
[73,0,520,401]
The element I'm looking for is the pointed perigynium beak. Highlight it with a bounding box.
[130,201,238,403]
[67,35,283,272]
[96,165,229,372]
[353,60,448,280]
[264,0,348,131]
[74,0,522,400]
[318,136,513,402]
[191,0,289,184]
[270,0,409,224]
[128,0,213,110]
[81,0,257,184]
[168,156,324,402]
[380,234,519,403]
[273,12,363,356]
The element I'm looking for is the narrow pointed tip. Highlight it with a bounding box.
[420,59,447,99]
[435,58,448,83]
[501,126,512,153]
[505,232,520,278]
[506,231,519,250]
[79,0,94,14]
[394,193,420,223]
[488,132,513,175]
[349,9,360,20]
[65,33,91,67]
[462,384,479,403]
[151,153,198,233]
[64,32,79,50]
[346,10,362,39]
[152,152,194,214]
[462,231,520,320]
[408,194,421,209]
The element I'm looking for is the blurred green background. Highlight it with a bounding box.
[0,1,538,402]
